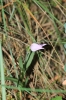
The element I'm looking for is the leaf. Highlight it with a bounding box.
[51,96,62,100]
[0,41,6,100]
[64,63,66,72]
[64,44,66,49]
[64,23,66,33]
[26,51,35,69]
[17,2,30,30]
[18,56,23,69]
[50,0,62,7]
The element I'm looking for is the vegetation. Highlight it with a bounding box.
[0,0,66,100]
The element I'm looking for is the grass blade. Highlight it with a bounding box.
[0,41,6,100]
[26,51,35,70]
[18,56,23,69]
[0,0,7,33]
[33,0,63,26]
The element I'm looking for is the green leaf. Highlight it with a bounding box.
[64,23,66,33]
[26,51,35,70]
[18,56,23,69]
[50,0,62,7]
[16,1,35,42]
[51,96,62,100]
[0,41,6,100]
[16,2,30,30]
[64,44,66,49]
[64,63,66,72]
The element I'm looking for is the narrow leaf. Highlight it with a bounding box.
[26,52,35,69]
[0,41,6,100]
[18,56,23,69]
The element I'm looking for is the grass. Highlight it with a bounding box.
[0,41,6,100]
[0,0,66,100]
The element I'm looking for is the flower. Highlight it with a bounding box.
[30,43,46,52]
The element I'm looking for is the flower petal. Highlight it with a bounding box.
[30,43,46,52]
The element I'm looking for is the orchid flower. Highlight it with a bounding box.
[30,43,46,52]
